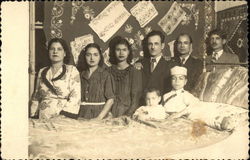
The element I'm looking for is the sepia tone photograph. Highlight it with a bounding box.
[1,0,249,159]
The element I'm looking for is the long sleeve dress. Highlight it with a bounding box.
[78,67,115,119]
[30,64,81,119]
[109,65,142,117]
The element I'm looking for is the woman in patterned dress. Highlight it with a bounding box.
[78,43,115,120]
[108,36,142,117]
[30,38,81,119]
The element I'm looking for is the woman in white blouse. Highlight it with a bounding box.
[30,38,81,119]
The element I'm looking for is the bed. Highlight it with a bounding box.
[29,66,249,159]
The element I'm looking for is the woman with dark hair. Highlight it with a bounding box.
[30,38,81,119]
[109,36,142,117]
[78,43,115,120]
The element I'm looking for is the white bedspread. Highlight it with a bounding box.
[29,116,230,159]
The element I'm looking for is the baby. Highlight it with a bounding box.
[133,88,166,121]
[163,66,199,114]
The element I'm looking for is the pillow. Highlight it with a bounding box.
[185,101,248,131]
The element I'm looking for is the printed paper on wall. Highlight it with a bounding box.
[70,34,94,64]
[130,1,158,28]
[89,1,130,42]
[158,2,186,35]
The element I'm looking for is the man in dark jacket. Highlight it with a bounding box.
[171,33,203,91]
[135,30,174,96]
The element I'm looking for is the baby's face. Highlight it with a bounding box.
[145,92,161,106]
[171,75,187,90]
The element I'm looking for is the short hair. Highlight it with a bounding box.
[77,43,104,72]
[47,38,72,64]
[144,88,161,98]
[206,29,227,55]
[142,30,165,58]
[176,33,193,44]
[145,30,165,43]
[208,29,227,40]
[109,36,133,65]
[173,33,193,57]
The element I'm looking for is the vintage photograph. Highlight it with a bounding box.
[2,0,249,159]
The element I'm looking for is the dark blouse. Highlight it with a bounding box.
[109,65,142,117]
[79,67,115,119]
[80,66,115,103]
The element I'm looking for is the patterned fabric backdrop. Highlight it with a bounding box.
[217,4,248,62]
[40,1,213,68]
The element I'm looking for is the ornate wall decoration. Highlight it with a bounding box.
[82,6,95,21]
[70,1,85,24]
[158,2,186,36]
[204,1,215,41]
[203,1,215,57]
[217,4,248,62]
[50,1,65,38]
[43,1,208,67]
[124,24,133,33]
[180,3,199,30]
[70,2,95,24]
[144,26,152,35]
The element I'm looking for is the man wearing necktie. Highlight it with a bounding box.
[134,31,176,103]
[206,29,240,70]
[171,33,203,91]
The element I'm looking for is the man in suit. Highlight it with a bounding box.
[171,33,203,91]
[135,30,175,98]
[206,29,240,70]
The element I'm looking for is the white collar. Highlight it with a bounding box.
[48,66,63,80]
[212,49,223,60]
[151,55,162,64]
[180,54,190,64]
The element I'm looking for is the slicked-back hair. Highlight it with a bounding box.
[173,33,193,57]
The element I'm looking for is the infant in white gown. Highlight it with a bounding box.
[133,89,166,121]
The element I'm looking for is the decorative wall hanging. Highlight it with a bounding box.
[124,24,133,33]
[89,1,130,42]
[179,3,199,30]
[42,1,209,68]
[203,1,215,59]
[70,34,94,64]
[50,1,65,38]
[70,1,85,24]
[158,2,186,35]
[130,1,158,28]
[82,6,95,21]
[217,4,248,62]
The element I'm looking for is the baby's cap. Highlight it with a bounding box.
[170,66,187,76]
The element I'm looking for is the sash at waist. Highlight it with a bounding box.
[81,101,105,105]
